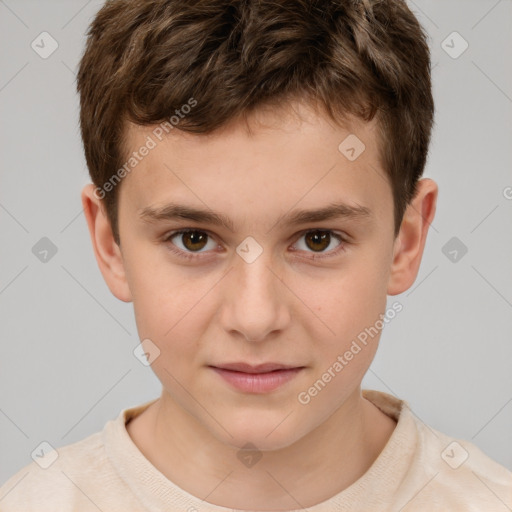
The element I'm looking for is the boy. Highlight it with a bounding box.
[1,0,511,510]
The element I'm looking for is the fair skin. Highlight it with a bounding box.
[81,100,437,510]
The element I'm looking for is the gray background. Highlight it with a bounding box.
[1,0,511,488]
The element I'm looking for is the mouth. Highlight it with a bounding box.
[208,362,305,393]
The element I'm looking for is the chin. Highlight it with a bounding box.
[211,411,309,452]
[226,432,301,453]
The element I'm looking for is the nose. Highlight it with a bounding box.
[219,249,291,343]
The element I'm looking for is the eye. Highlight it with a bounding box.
[291,230,346,258]
[163,228,348,261]
[164,229,217,257]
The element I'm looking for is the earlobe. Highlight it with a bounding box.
[81,184,133,302]
[387,178,438,296]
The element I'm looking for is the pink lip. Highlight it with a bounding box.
[210,363,304,393]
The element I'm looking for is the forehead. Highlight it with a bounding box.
[118,101,392,228]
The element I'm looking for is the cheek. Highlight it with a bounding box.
[127,269,232,389]
[288,256,391,402]
[294,256,389,343]
[294,272,385,413]
[125,253,212,352]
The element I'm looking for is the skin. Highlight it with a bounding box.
[81,99,437,510]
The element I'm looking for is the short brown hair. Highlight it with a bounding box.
[76,0,434,245]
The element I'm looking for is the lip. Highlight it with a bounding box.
[213,362,301,373]
[209,362,305,393]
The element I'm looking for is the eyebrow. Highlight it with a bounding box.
[139,201,372,232]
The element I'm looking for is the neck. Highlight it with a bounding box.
[129,388,396,510]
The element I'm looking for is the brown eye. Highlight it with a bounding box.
[292,229,345,257]
[180,231,208,251]
[304,231,332,252]
[166,230,216,254]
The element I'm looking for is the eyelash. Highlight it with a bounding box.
[162,229,349,261]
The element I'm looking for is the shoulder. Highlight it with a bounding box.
[402,410,512,510]
[363,390,512,510]
[0,415,140,512]
[1,431,98,510]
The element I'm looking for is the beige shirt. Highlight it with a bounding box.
[1,389,511,511]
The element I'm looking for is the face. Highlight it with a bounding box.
[116,101,398,450]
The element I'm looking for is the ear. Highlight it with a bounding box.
[81,184,132,302]
[387,178,438,296]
